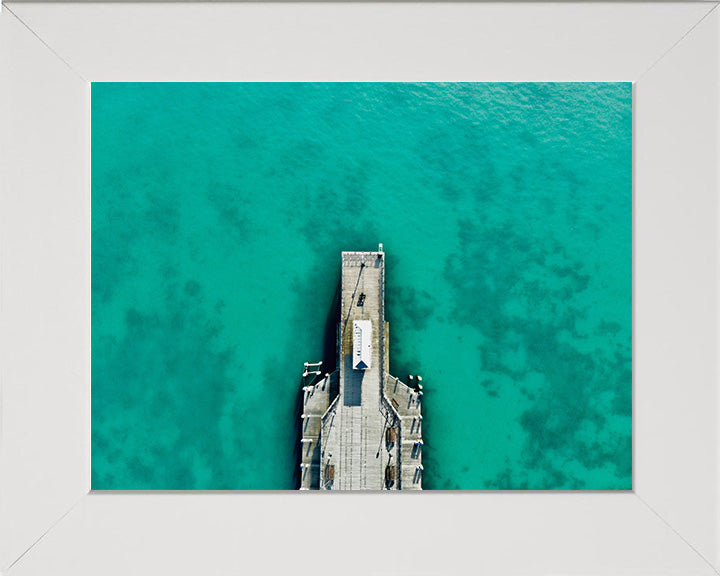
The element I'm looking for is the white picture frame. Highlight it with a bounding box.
[1,2,718,574]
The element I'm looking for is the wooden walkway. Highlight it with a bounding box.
[299,246,422,490]
[298,371,337,490]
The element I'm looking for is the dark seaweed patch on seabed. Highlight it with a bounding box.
[91,279,245,489]
[205,183,252,243]
[392,286,435,331]
[443,216,631,490]
[297,185,380,261]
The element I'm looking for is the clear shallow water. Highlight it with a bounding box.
[91,83,632,490]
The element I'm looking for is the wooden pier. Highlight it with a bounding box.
[298,245,423,490]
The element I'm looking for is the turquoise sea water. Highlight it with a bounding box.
[92,83,632,490]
